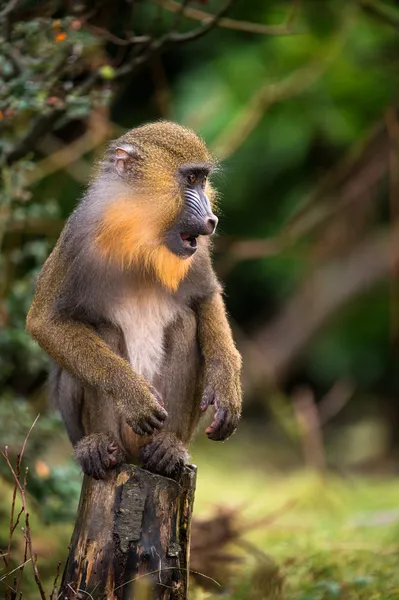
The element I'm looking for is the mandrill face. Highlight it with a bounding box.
[95,121,220,291]
[165,163,218,258]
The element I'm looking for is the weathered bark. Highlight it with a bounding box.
[59,464,197,600]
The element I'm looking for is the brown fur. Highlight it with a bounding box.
[26,120,242,479]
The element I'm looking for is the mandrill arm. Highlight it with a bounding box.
[26,244,167,436]
[196,292,242,440]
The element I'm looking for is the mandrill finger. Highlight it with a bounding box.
[207,409,238,441]
[140,437,163,463]
[106,441,125,467]
[154,406,168,422]
[217,417,236,441]
[147,415,165,430]
[143,422,157,435]
[94,448,107,479]
[82,446,104,480]
[151,438,174,466]
[133,426,146,436]
[200,389,215,412]
[134,421,153,436]
[205,408,227,440]
[142,450,164,472]
[157,447,179,474]
[98,443,113,469]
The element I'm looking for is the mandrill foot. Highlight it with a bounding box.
[74,433,125,480]
[140,433,189,477]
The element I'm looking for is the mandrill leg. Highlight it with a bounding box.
[140,308,202,477]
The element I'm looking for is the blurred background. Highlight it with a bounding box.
[2,0,399,598]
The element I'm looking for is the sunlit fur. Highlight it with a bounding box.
[26,121,242,482]
[95,121,217,291]
[96,198,192,291]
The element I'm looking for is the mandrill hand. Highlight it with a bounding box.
[200,357,242,441]
[117,377,167,436]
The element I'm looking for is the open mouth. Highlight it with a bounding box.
[180,232,198,250]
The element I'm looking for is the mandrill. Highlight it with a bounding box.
[26,121,242,479]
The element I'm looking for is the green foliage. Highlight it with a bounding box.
[0,399,81,523]
[27,462,82,523]
[2,3,399,594]
[171,1,399,402]
[0,397,56,455]
[2,1,399,401]
[0,17,106,155]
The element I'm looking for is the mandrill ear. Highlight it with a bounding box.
[114,143,141,177]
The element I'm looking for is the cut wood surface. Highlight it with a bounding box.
[59,464,197,600]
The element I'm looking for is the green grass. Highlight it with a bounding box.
[2,429,399,599]
[190,436,399,599]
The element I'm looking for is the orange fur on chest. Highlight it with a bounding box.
[95,198,192,291]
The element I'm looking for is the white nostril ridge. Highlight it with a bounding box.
[206,216,218,234]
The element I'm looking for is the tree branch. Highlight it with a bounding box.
[210,5,356,159]
[2,0,238,166]
[3,109,64,166]
[114,1,236,79]
[156,0,300,36]
[253,226,399,383]
[167,0,235,43]
[0,0,19,18]
[360,0,399,28]
[82,22,150,46]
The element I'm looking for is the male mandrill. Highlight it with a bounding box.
[26,121,242,479]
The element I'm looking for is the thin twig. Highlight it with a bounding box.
[2,0,236,166]
[0,559,32,583]
[67,583,77,596]
[4,109,64,166]
[168,0,234,43]
[11,506,24,535]
[26,111,111,186]
[254,225,399,384]
[4,460,17,573]
[211,6,356,159]
[19,414,40,463]
[14,533,28,599]
[360,0,399,28]
[292,386,326,474]
[113,566,221,592]
[285,119,386,232]
[1,456,46,600]
[0,0,19,18]
[2,412,36,576]
[113,0,235,80]
[50,562,62,600]
[156,0,300,35]
[83,22,150,46]
[76,589,95,599]
[318,380,355,425]
[0,416,46,600]
[171,0,191,31]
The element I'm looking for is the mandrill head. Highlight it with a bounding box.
[94,121,219,291]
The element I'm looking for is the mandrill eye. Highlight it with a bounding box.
[187,173,197,185]
[201,176,207,189]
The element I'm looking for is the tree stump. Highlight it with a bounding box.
[59,464,197,600]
